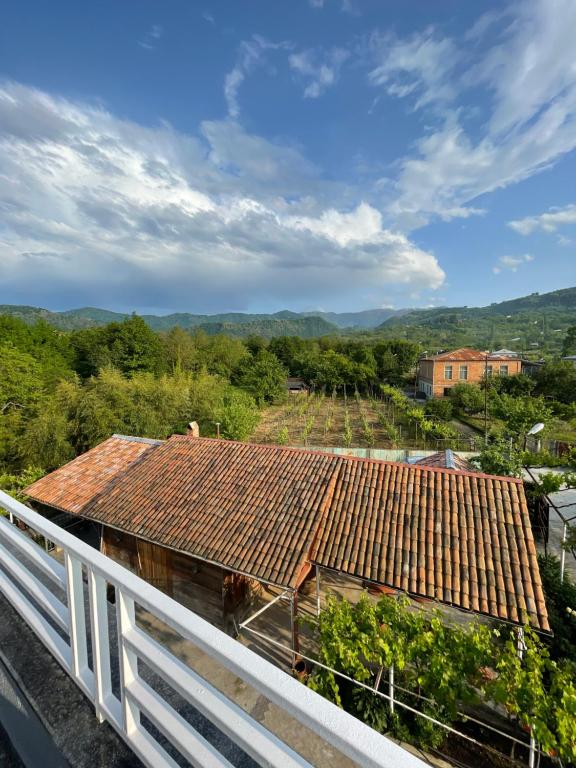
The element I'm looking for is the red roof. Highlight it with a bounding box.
[425,347,488,362]
[25,435,161,514]
[25,436,549,630]
[424,348,521,363]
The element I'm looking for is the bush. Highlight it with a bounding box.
[424,398,453,421]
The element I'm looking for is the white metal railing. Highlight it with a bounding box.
[0,491,426,768]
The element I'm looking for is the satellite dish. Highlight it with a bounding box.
[527,423,545,436]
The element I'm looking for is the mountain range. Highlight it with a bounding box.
[0,287,574,342]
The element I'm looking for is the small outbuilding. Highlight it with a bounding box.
[26,434,551,639]
[285,377,310,395]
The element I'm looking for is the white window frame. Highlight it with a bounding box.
[459,365,468,381]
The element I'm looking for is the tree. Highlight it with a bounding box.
[449,382,484,414]
[424,397,453,421]
[106,315,163,375]
[0,344,44,409]
[562,325,576,357]
[233,350,287,405]
[217,389,260,441]
[162,327,198,372]
[534,361,576,404]
[473,438,522,477]
[492,394,552,438]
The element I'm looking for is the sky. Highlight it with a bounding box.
[0,0,575,315]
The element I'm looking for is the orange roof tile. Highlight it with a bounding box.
[25,435,162,514]
[26,436,549,630]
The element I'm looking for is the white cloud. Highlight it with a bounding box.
[289,47,349,98]
[381,0,576,228]
[492,254,534,274]
[139,25,163,51]
[224,36,289,119]
[508,204,576,235]
[369,28,459,110]
[0,82,444,312]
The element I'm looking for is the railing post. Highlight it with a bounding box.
[315,568,321,618]
[528,729,536,768]
[65,553,90,689]
[87,567,112,723]
[116,588,140,736]
[560,523,567,584]
[389,665,395,715]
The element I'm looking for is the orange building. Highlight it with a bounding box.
[417,347,522,398]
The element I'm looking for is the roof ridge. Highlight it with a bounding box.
[168,435,521,484]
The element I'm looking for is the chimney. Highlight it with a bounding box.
[186,421,200,438]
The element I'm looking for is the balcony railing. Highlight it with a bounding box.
[0,490,425,768]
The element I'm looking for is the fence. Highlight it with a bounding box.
[0,489,425,768]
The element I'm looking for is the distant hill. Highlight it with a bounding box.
[0,305,400,333]
[304,308,408,329]
[0,287,573,346]
[0,304,339,338]
[376,287,576,353]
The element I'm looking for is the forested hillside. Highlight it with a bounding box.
[375,287,576,353]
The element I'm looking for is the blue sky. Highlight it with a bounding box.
[0,0,575,314]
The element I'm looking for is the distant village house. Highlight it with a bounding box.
[417,347,522,398]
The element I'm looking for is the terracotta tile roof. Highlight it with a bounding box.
[311,459,548,631]
[425,347,488,362]
[26,436,549,631]
[25,435,162,514]
[424,347,521,363]
[84,436,338,589]
[412,450,476,473]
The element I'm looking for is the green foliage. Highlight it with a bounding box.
[562,325,576,357]
[0,344,44,408]
[534,361,576,404]
[233,349,287,406]
[474,438,523,477]
[492,394,552,437]
[449,382,484,414]
[424,397,453,421]
[537,555,576,662]
[216,389,260,441]
[309,594,576,762]
[0,467,45,503]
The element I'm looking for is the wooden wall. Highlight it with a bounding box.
[100,526,262,629]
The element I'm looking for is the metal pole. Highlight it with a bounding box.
[315,568,321,617]
[528,728,536,768]
[560,523,567,584]
[389,665,395,715]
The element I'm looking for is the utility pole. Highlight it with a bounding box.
[484,352,488,445]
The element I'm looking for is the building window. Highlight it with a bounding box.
[500,365,509,376]
[486,365,493,377]
[444,365,453,380]
[459,365,468,380]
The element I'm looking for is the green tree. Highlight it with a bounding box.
[449,382,484,414]
[492,393,552,438]
[233,350,287,405]
[424,397,453,421]
[107,314,163,375]
[562,325,576,357]
[534,361,576,404]
[217,389,260,441]
[0,344,44,409]
[474,438,522,477]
